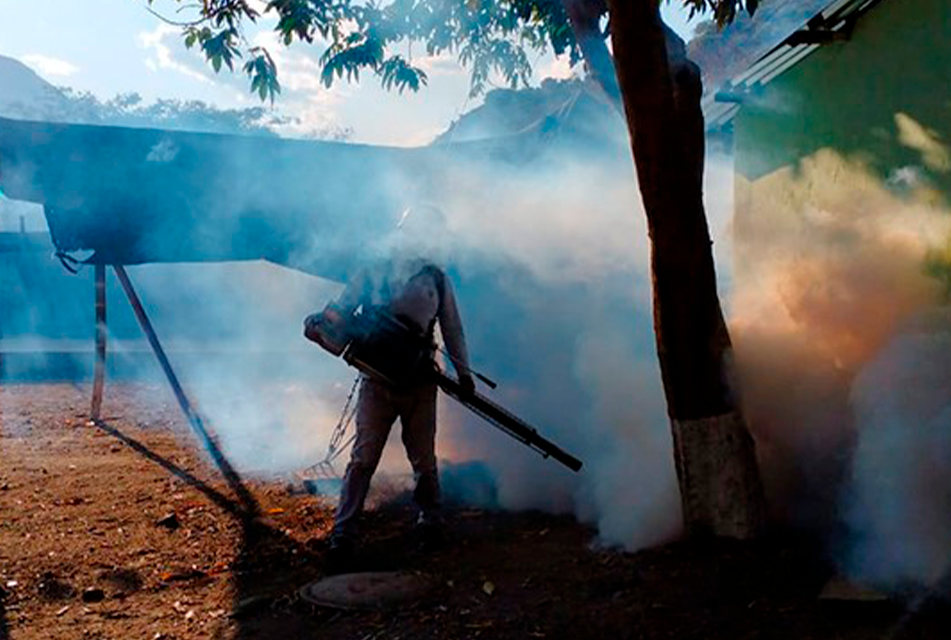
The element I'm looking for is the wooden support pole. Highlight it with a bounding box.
[112,264,260,519]
[90,263,107,420]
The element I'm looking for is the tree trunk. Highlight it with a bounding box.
[605,0,765,538]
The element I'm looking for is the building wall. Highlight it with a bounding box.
[727,0,951,532]
[735,0,951,190]
[732,0,951,367]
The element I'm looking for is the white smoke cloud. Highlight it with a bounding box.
[727,145,951,589]
[126,261,354,473]
[398,143,744,549]
[98,119,695,552]
[846,320,951,588]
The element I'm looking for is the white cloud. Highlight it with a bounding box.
[132,20,449,145]
[399,124,445,147]
[414,53,465,78]
[248,30,349,127]
[538,53,577,82]
[137,24,213,84]
[247,0,270,13]
[250,30,334,93]
[21,53,79,78]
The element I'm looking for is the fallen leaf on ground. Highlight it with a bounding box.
[466,622,494,629]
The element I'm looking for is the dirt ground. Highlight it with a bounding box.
[2,383,950,640]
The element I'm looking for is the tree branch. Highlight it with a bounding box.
[561,0,622,112]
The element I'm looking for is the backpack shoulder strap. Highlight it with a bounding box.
[417,263,446,336]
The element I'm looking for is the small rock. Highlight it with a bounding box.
[56,605,70,616]
[82,587,105,603]
[37,571,75,600]
[155,513,180,530]
[184,609,196,621]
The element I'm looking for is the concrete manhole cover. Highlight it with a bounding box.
[300,572,435,611]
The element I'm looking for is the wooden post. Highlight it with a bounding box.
[90,263,107,420]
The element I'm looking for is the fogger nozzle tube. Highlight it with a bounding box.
[304,304,584,472]
[434,370,583,472]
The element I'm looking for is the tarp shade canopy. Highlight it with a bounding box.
[0,110,613,283]
[0,116,501,282]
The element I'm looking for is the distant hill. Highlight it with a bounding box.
[0,54,298,138]
[0,56,59,230]
[432,77,627,151]
[0,54,70,118]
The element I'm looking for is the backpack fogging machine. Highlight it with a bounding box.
[303,303,583,473]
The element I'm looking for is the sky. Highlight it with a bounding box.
[0,1,699,146]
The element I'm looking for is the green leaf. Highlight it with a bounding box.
[244,49,281,103]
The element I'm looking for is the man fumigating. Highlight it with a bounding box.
[308,206,475,572]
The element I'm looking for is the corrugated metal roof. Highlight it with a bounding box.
[703,0,886,131]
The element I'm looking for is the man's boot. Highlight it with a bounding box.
[415,510,444,551]
[324,532,355,575]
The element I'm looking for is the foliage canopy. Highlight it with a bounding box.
[147,0,757,102]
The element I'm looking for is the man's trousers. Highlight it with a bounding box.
[332,376,440,537]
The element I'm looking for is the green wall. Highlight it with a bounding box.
[735,0,951,201]
[725,0,951,528]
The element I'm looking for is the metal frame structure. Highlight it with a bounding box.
[703,0,886,132]
[88,263,260,519]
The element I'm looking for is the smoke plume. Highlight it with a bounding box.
[93,119,701,551]
[729,147,951,589]
[11,95,951,579]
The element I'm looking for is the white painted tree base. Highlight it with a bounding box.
[671,410,765,539]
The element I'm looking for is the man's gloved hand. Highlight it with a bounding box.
[303,313,322,341]
[459,374,476,397]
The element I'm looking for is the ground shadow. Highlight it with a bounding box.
[92,419,251,520]
[228,521,331,639]
[0,585,8,640]
[91,418,335,638]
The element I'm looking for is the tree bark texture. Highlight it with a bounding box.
[604,0,765,538]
